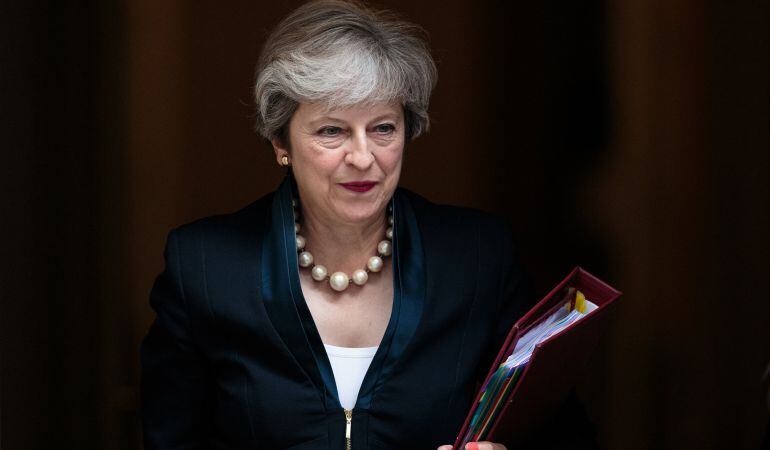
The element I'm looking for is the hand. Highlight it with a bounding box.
[437,442,507,450]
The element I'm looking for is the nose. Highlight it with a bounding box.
[344,131,375,170]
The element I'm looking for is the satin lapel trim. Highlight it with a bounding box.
[260,175,338,408]
[355,188,426,409]
[260,177,426,412]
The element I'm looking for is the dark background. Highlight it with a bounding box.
[2,1,768,449]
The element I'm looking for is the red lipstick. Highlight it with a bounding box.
[340,181,377,192]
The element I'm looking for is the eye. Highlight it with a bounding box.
[317,126,342,137]
[373,123,396,134]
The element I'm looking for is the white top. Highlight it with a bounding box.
[323,344,379,410]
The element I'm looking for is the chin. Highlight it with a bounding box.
[335,203,384,224]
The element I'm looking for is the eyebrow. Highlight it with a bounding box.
[367,113,400,124]
[308,113,401,128]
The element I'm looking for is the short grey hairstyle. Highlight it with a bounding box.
[253,0,437,144]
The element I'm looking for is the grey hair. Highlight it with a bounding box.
[253,0,437,144]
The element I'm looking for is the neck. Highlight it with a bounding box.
[300,206,387,275]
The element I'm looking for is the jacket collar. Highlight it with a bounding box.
[260,173,426,410]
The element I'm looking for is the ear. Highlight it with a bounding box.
[271,137,289,166]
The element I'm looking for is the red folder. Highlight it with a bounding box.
[452,267,621,449]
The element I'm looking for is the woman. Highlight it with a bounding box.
[141,1,596,449]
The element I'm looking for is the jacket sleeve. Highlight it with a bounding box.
[140,230,211,449]
[485,223,600,450]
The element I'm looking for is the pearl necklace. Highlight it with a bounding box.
[293,199,393,292]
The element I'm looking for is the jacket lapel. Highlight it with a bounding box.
[355,186,425,409]
[260,175,338,408]
[259,175,427,411]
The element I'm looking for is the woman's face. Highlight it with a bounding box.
[273,101,405,226]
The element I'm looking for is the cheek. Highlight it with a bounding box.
[296,145,344,177]
[379,142,405,173]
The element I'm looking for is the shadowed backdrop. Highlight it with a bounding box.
[1,1,768,449]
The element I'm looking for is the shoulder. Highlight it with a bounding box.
[157,193,275,315]
[400,188,530,312]
[173,192,273,238]
[167,192,274,259]
[398,187,514,244]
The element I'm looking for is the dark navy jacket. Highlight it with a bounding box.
[140,176,594,449]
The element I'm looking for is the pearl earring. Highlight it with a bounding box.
[280,155,290,166]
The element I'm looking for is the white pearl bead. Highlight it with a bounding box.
[298,251,314,267]
[367,256,383,272]
[294,222,300,233]
[311,264,328,281]
[377,240,392,256]
[352,269,368,286]
[292,198,297,207]
[296,235,306,250]
[388,215,394,225]
[329,272,349,291]
[385,227,393,240]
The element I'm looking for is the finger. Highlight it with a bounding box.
[466,442,507,450]
[437,446,453,450]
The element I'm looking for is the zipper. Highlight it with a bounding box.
[344,409,353,450]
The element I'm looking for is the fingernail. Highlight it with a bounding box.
[466,443,479,450]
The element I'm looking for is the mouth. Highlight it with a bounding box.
[339,181,378,193]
